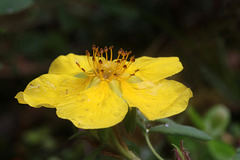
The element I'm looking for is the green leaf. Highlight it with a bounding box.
[208,140,235,160]
[150,118,212,141]
[187,107,205,130]
[204,104,230,137]
[0,0,33,15]
[124,138,140,156]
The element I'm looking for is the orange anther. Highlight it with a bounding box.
[92,44,96,50]
[100,48,104,54]
[104,46,108,52]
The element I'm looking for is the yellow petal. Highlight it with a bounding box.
[48,53,91,75]
[56,81,128,129]
[121,79,193,120]
[128,56,183,82]
[15,74,92,108]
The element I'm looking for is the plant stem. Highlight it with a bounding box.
[144,133,164,160]
[110,129,140,160]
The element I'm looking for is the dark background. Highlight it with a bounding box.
[1,0,240,159]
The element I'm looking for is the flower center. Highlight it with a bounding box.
[76,45,139,82]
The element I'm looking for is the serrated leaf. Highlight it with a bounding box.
[0,0,33,15]
[150,118,212,141]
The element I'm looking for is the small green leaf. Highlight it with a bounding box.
[150,118,212,141]
[208,140,235,160]
[0,0,33,15]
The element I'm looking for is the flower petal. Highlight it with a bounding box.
[128,56,183,82]
[121,79,193,120]
[56,81,128,129]
[48,53,91,75]
[15,74,92,108]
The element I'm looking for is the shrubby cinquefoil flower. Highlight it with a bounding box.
[15,45,193,129]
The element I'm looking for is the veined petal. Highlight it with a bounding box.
[49,53,91,75]
[121,79,193,120]
[15,74,92,108]
[128,56,183,82]
[56,81,128,129]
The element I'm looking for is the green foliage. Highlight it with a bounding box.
[0,0,33,15]
[83,145,105,160]
[207,140,235,160]
[97,128,110,144]
[150,118,212,141]
[233,148,240,160]
[204,104,230,137]
[2,0,240,159]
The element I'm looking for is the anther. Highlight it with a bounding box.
[99,59,103,64]
[75,62,81,68]
[118,50,122,55]
[130,73,135,76]
[135,69,139,72]
[96,46,99,52]
[100,48,104,54]
[130,55,135,60]
[131,58,135,62]
[81,68,86,72]
[104,46,108,52]
[100,69,104,73]
[97,52,101,57]
[116,60,121,63]
[92,44,96,50]
[123,65,127,69]
[109,46,114,49]
[85,50,90,56]
[92,56,95,61]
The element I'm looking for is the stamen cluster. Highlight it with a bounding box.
[76,45,139,81]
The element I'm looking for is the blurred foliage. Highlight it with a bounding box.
[1,0,240,159]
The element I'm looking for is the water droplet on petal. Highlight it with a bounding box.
[165,123,169,127]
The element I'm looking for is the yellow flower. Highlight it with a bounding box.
[15,45,193,129]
